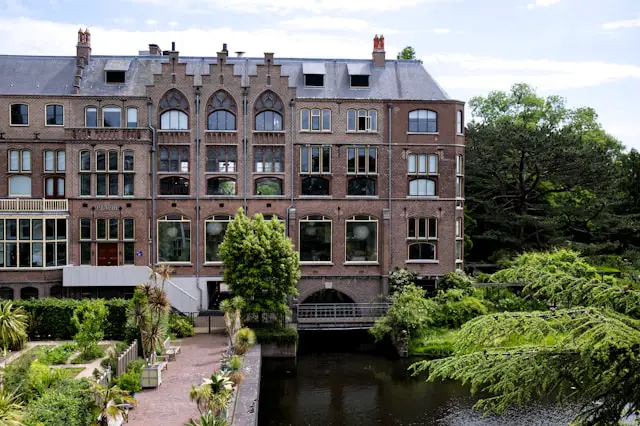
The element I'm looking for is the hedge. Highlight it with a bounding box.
[14,298,129,340]
[254,327,298,345]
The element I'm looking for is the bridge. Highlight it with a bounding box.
[293,303,389,330]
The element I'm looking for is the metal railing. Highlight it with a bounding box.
[0,198,68,212]
[295,303,389,320]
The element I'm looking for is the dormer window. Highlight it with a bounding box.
[350,75,369,87]
[302,63,326,88]
[305,74,324,87]
[105,71,125,84]
[347,63,371,88]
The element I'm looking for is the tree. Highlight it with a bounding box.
[397,46,416,60]
[0,301,27,354]
[218,209,300,317]
[72,299,107,360]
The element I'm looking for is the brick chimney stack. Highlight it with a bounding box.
[217,43,228,65]
[372,34,385,67]
[76,28,91,65]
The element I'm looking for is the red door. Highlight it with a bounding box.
[97,243,118,266]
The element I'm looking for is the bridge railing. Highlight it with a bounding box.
[295,303,389,320]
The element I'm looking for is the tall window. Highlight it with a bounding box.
[346,215,378,263]
[85,107,98,127]
[79,150,131,197]
[9,150,31,172]
[159,89,190,128]
[300,146,330,174]
[300,109,331,132]
[456,155,464,201]
[207,146,236,173]
[407,217,438,260]
[96,218,119,240]
[10,104,29,126]
[103,106,121,128]
[347,109,377,132]
[79,151,91,196]
[0,218,67,268]
[46,104,64,126]
[255,91,284,131]
[347,147,376,175]
[127,108,138,128]
[207,178,236,195]
[457,110,464,134]
[159,146,189,172]
[8,150,31,197]
[159,176,190,196]
[44,151,65,173]
[255,178,283,196]
[207,90,237,131]
[205,215,232,262]
[299,216,332,262]
[123,151,134,196]
[123,218,135,265]
[160,110,188,130]
[80,218,91,265]
[409,179,436,196]
[254,147,283,173]
[95,150,119,196]
[157,215,191,263]
[407,153,438,175]
[456,217,463,266]
[44,150,65,199]
[409,109,438,133]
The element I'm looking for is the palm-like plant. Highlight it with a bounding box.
[189,372,234,417]
[152,264,174,291]
[184,410,228,426]
[0,388,23,426]
[0,301,28,354]
[89,382,136,426]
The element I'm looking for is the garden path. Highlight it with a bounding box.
[127,332,228,426]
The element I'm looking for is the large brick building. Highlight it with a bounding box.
[0,31,465,310]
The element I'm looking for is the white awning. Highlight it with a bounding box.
[104,59,132,71]
[347,63,371,76]
[302,62,326,75]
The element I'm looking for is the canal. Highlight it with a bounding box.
[259,331,578,426]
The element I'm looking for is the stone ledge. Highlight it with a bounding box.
[230,344,261,426]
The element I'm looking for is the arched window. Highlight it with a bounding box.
[255,177,283,196]
[409,178,436,196]
[0,287,13,300]
[255,90,284,131]
[207,177,236,195]
[301,177,329,196]
[347,177,376,196]
[157,215,191,263]
[207,90,237,131]
[205,215,233,262]
[409,109,438,133]
[408,243,436,260]
[159,89,189,130]
[159,176,190,195]
[20,286,38,299]
[345,215,378,263]
[299,215,332,262]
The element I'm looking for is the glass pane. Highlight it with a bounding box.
[81,242,92,265]
[9,151,19,171]
[19,219,30,240]
[408,155,416,174]
[300,147,309,173]
[19,243,30,267]
[22,151,31,171]
[418,218,426,238]
[32,220,42,240]
[56,242,66,265]
[369,110,377,131]
[97,151,105,170]
[127,108,138,128]
[429,155,438,174]
[347,148,355,173]
[9,176,31,196]
[427,179,435,196]
[57,151,66,171]
[45,219,55,240]
[124,174,134,196]
[97,219,106,239]
[103,107,121,127]
[81,174,91,196]
[86,108,97,127]
[109,174,118,196]
[255,179,282,195]
[109,218,118,240]
[158,221,191,262]
[80,151,90,171]
[301,177,329,196]
[311,110,320,131]
[347,110,355,131]
[80,219,90,240]
[429,218,438,238]
[6,243,16,267]
[322,109,331,130]
[96,174,106,196]
[32,243,43,267]
[408,218,415,238]
[45,243,55,267]
[124,152,134,171]
[346,221,377,262]
[348,177,376,196]
[6,220,16,240]
[44,151,54,171]
[322,147,330,173]
[299,221,331,262]
[301,110,309,130]
[368,149,376,173]
[124,219,134,240]
[124,242,135,264]
[207,178,236,195]
[179,111,188,129]
[357,148,366,173]
[205,220,229,262]
[311,147,320,173]
[57,219,66,240]
[418,155,427,174]
[109,151,118,171]
[45,178,54,196]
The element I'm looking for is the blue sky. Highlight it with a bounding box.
[1,0,638,149]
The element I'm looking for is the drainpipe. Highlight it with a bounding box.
[387,103,393,276]
[286,100,295,237]
[243,88,248,214]
[195,87,203,309]
[148,100,157,265]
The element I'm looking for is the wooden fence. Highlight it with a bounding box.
[96,368,111,387]
[116,340,139,377]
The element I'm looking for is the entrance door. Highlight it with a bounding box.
[207,281,220,309]
[97,243,118,266]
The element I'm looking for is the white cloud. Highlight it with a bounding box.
[527,0,561,9]
[145,19,156,25]
[432,28,451,34]
[423,54,640,91]
[168,21,179,28]
[602,16,640,30]
[279,16,396,34]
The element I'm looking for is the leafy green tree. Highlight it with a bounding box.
[388,268,416,294]
[397,46,416,60]
[0,301,27,354]
[72,299,107,360]
[218,209,300,317]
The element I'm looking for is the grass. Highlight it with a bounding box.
[10,345,55,364]
[39,343,77,365]
[409,329,458,358]
[58,367,85,378]
[70,343,114,364]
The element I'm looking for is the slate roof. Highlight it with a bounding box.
[0,54,450,101]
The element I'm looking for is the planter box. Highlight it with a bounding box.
[260,342,297,358]
[140,364,162,388]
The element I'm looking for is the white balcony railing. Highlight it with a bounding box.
[0,198,68,212]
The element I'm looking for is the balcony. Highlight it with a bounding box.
[0,198,68,212]
[253,131,285,145]
[157,130,191,144]
[205,131,238,144]
[64,128,152,142]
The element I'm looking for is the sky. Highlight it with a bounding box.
[0,0,638,149]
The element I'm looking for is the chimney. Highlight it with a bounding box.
[76,28,91,65]
[235,51,245,58]
[264,52,274,65]
[217,42,228,65]
[372,34,385,67]
[148,44,161,55]
[168,41,179,62]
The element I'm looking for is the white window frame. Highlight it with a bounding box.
[345,215,378,264]
[457,110,464,135]
[300,145,331,174]
[102,106,122,128]
[347,147,377,175]
[409,178,437,197]
[127,107,138,128]
[408,109,438,133]
[45,104,64,127]
[160,110,189,130]
[204,215,233,264]
[299,215,333,264]
[8,150,31,173]
[0,217,68,269]
[157,215,192,264]
[407,153,438,175]
[300,108,331,132]
[347,109,377,132]
[407,217,438,240]
[85,106,98,128]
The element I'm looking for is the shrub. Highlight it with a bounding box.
[23,379,93,426]
[70,344,104,364]
[127,359,146,373]
[25,361,72,402]
[39,343,77,365]
[431,289,489,328]
[437,272,474,292]
[254,327,298,345]
[72,299,108,359]
[234,328,256,355]
[409,329,457,358]
[114,369,142,394]
[169,313,195,338]
[389,268,417,294]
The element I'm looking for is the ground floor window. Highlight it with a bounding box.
[205,215,232,262]
[408,242,436,261]
[157,215,191,263]
[299,216,332,262]
[0,217,67,268]
[345,215,378,262]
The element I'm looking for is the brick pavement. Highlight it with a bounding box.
[128,332,228,426]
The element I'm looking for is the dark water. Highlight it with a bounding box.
[258,331,577,426]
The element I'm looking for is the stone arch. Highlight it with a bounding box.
[20,286,39,300]
[254,90,284,113]
[49,285,63,298]
[207,90,237,114]
[301,289,356,304]
[0,287,14,300]
[158,88,190,114]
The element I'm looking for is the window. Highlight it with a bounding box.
[300,146,330,174]
[96,219,118,240]
[347,109,377,132]
[0,218,67,268]
[409,110,438,133]
[350,75,369,87]
[10,104,28,126]
[408,243,436,261]
[44,151,65,173]
[301,177,329,196]
[123,151,134,196]
[207,177,236,195]
[299,216,332,262]
[159,176,190,196]
[127,108,138,128]
[46,104,64,126]
[159,146,189,172]
[80,151,91,172]
[207,146,236,173]
[300,109,331,132]
[85,107,97,127]
[255,90,284,131]
[208,110,236,131]
[456,217,463,263]
[304,74,324,87]
[408,218,437,240]
[157,215,191,263]
[9,176,31,197]
[346,215,378,263]
[160,110,189,130]
[409,178,436,196]
[255,178,282,196]
[254,147,283,173]
[79,151,91,196]
[44,177,65,198]
[94,150,118,196]
[456,155,464,200]
[207,90,237,131]
[407,153,438,175]
[9,150,31,172]
[105,70,125,83]
[347,147,376,175]
[103,106,121,127]
[80,218,91,265]
[457,110,464,134]
[205,215,232,262]
[123,218,135,265]
[80,218,91,240]
[348,177,376,196]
